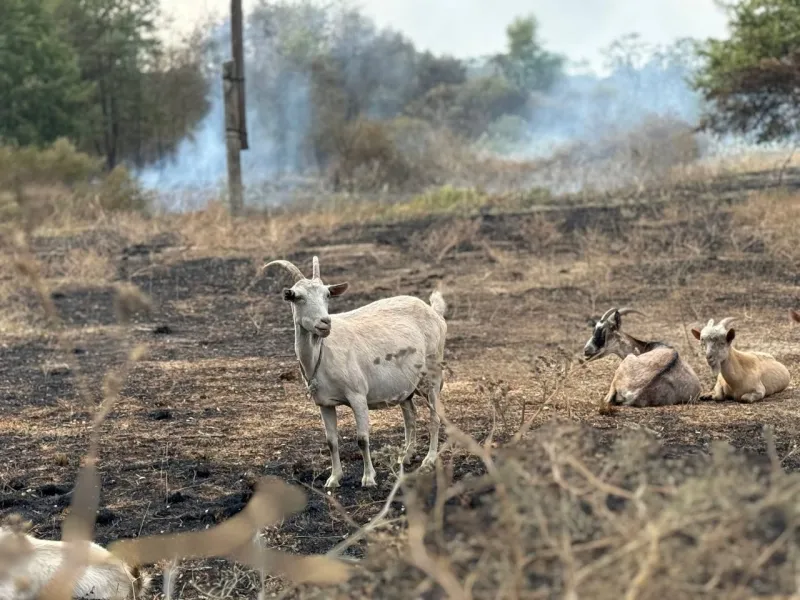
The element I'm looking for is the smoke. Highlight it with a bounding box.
[137,3,790,209]
[136,14,317,211]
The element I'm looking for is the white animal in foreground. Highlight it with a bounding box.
[583,307,702,414]
[264,256,447,488]
[692,317,790,403]
[0,525,149,600]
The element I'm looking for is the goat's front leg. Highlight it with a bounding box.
[350,396,377,487]
[400,397,417,465]
[319,406,343,489]
[598,382,618,415]
[699,375,727,402]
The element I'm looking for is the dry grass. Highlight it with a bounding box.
[3,148,800,598]
[730,189,800,261]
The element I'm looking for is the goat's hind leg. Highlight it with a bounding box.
[400,396,417,465]
[420,381,442,469]
[350,395,377,488]
[320,406,343,489]
[738,382,765,404]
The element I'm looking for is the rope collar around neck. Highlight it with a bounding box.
[299,340,324,397]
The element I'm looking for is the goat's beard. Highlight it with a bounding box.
[707,361,721,377]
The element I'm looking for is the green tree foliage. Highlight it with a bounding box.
[492,16,565,93]
[0,0,91,146]
[53,0,209,169]
[694,0,800,141]
[405,77,528,139]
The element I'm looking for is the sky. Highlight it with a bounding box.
[161,0,730,72]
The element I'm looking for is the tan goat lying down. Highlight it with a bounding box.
[0,524,149,600]
[692,317,791,403]
[582,307,701,414]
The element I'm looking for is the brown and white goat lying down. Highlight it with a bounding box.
[692,317,790,403]
[0,523,149,600]
[583,307,701,414]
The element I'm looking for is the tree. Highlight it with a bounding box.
[0,0,91,146]
[492,16,564,93]
[694,0,800,141]
[405,76,528,139]
[54,0,164,168]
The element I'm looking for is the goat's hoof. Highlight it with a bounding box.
[324,475,341,489]
[361,474,377,488]
[420,456,436,470]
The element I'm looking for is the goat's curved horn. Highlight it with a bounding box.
[617,307,647,318]
[719,317,737,330]
[262,260,305,283]
[312,256,320,280]
[599,307,618,322]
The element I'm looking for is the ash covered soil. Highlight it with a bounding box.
[2,171,800,598]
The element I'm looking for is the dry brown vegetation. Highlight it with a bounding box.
[1,149,800,598]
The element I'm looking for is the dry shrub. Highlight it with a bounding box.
[534,116,703,194]
[412,217,482,264]
[325,118,485,193]
[326,119,413,193]
[301,422,800,600]
[0,139,150,227]
[730,189,800,260]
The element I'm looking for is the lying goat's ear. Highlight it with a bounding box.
[726,328,736,343]
[691,328,701,340]
[328,282,349,297]
[282,288,296,302]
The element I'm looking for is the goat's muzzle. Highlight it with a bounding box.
[314,317,331,338]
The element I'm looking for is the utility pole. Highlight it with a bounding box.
[223,0,247,215]
[223,61,242,215]
[231,0,247,150]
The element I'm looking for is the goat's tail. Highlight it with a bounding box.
[429,291,447,318]
[131,566,153,598]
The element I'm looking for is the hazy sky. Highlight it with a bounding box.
[162,0,730,71]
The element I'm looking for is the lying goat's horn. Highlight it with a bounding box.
[617,307,647,318]
[262,260,305,283]
[718,316,737,330]
[599,307,618,322]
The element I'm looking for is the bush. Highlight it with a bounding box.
[0,139,150,225]
[325,117,486,193]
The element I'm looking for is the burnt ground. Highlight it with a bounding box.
[2,170,800,598]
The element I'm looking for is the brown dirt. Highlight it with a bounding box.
[2,170,800,598]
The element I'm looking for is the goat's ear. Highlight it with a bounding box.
[612,310,622,329]
[726,328,736,343]
[791,309,800,323]
[282,288,296,302]
[328,282,349,297]
[691,328,701,340]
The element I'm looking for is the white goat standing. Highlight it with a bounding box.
[264,256,447,488]
[691,317,791,403]
[0,526,149,600]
